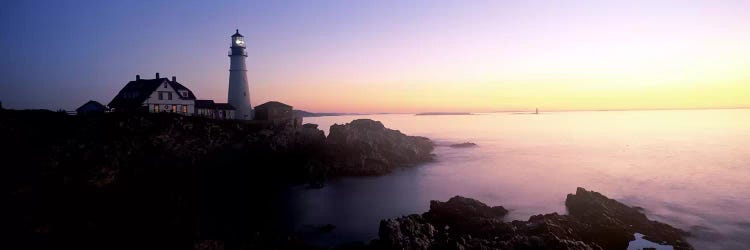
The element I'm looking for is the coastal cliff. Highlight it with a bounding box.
[0,110,433,249]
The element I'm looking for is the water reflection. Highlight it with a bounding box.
[285,109,750,249]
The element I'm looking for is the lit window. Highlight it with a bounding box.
[182,105,187,113]
[153,104,159,112]
[172,105,177,113]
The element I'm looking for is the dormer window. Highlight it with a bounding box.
[181,90,188,97]
[164,83,168,88]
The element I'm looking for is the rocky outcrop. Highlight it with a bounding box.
[1,111,435,249]
[326,119,434,175]
[449,142,477,148]
[565,187,693,250]
[377,188,694,250]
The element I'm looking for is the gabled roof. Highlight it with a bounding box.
[108,78,196,110]
[195,100,235,110]
[76,100,107,112]
[169,81,197,99]
[195,100,216,109]
[255,101,292,110]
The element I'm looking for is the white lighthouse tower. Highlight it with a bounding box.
[227,29,253,120]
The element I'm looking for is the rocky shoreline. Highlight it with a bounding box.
[1,110,694,250]
[376,187,694,250]
[0,110,433,249]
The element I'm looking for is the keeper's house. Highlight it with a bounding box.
[109,73,198,115]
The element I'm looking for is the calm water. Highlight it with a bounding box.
[282,109,750,249]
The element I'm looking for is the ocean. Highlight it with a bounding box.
[281,109,750,249]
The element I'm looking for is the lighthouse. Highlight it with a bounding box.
[227,29,253,120]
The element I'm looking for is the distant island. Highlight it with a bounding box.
[293,110,367,117]
[415,112,473,116]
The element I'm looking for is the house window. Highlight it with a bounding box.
[153,104,159,112]
[182,105,187,113]
[164,83,168,88]
[181,91,188,97]
[168,92,173,100]
[172,105,177,113]
[158,92,164,100]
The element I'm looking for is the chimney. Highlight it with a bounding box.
[136,74,140,81]
[155,72,160,79]
[172,76,176,82]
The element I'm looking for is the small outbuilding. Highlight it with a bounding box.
[254,101,301,128]
[215,103,236,120]
[76,100,108,115]
[195,100,235,120]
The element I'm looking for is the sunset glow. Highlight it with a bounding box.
[4,2,750,249]
[1,1,749,112]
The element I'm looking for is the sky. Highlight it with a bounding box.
[1,0,749,113]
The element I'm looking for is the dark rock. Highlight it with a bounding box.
[378,215,436,250]
[302,123,319,129]
[449,142,477,148]
[194,240,224,250]
[326,119,434,175]
[377,188,694,250]
[320,224,336,233]
[566,187,693,250]
[1,111,436,249]
[424,196,507,235]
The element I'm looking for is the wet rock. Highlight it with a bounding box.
[424,196,507,235]
[566,187,693,250]
[377,188,694,250]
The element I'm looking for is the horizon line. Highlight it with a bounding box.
[297,106,750,115]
